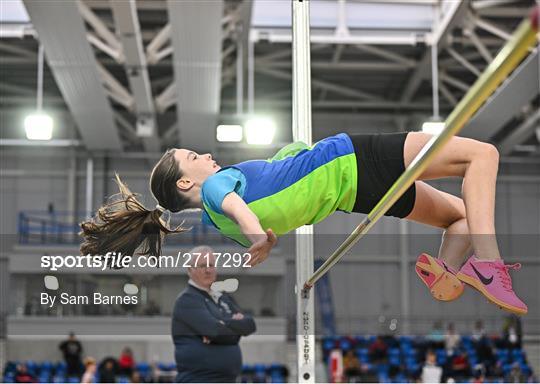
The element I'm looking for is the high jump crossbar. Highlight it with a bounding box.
[304,7,539,291]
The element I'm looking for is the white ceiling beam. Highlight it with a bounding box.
[86,0,166,10]
[96,63,134,111]
[86,32,124,63]
[439,83,458,107]
[439,82,458,107]
[256,66,383,101]
[0,81,37,96]
[451,35,510,47]
[113,112,140,144]
[146,23,171,64]
[430,0,470,46]
[0,41,35,58]
[155,83,177,113]
[77,0,122,52]
[0,24,36,38]
[472,0,522,10]
[153,46,173,64]
[256,48,292,62]
[461,51,539,141]
[400,0,469,103]
[400,53,431,102]
[475,7,529,18]
[167,0,224,153]
[23,0,123,150]
[258,61,413,71]
[222,98,434,111]
[472,16,512,40]
[440,72,470,92]
[111,0,160,152]
[320,45,346,101]
[332,45,345,63]
[222,44,237,62]
[252,29,423,46]
[104,89,133,111]
[256,45,328,63]
[446,47,481,76]
[440,50,483,65]
[465,27,494,62]
[353,44,415,66]
[499,110,540,155]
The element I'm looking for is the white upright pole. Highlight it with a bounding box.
[292,1,315,382]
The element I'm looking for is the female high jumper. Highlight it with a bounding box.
[80,132,527,315]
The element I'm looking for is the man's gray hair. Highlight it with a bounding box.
[187,245,214,273]
[188,245,214,255]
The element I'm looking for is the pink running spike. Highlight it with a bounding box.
[415,253,464,301]
[457,256,527,315]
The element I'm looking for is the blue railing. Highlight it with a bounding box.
[18,210,231,246]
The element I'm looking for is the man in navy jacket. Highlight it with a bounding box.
[172,246,256,382]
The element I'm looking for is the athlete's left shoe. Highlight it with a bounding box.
[456,256,528,315]
[415,253,464,301]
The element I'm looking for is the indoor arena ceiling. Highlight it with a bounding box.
[0,0,538,159]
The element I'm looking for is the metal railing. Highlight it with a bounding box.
[17,210,232,246]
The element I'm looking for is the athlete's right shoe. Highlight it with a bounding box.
[456,256,528,315]
[415,253,464,301]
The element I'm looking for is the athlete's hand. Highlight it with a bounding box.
[247,229,277,267]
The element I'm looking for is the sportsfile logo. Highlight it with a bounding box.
[40,252,252,271]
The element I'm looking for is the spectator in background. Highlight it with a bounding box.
[472,320,486,342]
[98,357,118,383]
[421,350,442,383]
[130,371,141,383]
[150,361,163,383]
[447,352,470,380]
[14,363,36,383]
[476,338,496,376]
[81,357,97,384]
[58,331,83,378]
[506,362,527,383]
[118,347,135,376]
[368,336,388,364]
[444,323,460,356]
[328,349,344,383]
[470,319,496,376]
[343,349,362,382]
[472,365,486,384]
[172,246,256,382]
[427,321,445,349]
[502,315,523,349]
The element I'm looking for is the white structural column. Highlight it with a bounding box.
[237,39,244,115]
[248,32,255,114]
[399,220,410,335]
[292,1,315,382]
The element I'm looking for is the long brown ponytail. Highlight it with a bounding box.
[80,149,194,262]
